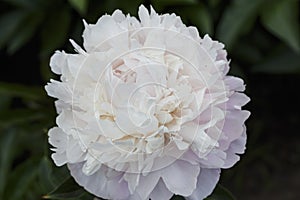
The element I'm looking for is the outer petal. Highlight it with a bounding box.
[223,127,247,168]
[128,170,161,200]
[49,51,66,75]
[161,160,200,196]
[199,149,226,168]
[48,127,68,166]
[138,5,150,27]
[44,80,71,103]
[224,76,245,92]
[66,134,86,163]
[226,92,250,110]
[68,163,130,200]
[222,110,250,142]
[149,179,173,200]
[187,168,221,200]
[82,15,128,52]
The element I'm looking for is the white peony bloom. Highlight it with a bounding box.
[45,5,250,200]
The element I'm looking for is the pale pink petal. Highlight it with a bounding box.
[187,168,221,200]
[128,171,161,200]
[68,163,130,200]
[226,92,250,110]
[149,179,173,200]
[225,76,245,92]
[161,160,200,196]
[223,128,247,168]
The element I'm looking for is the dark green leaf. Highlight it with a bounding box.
[0,129,16,198]
[261,0,300,52]
[7,11,43,54]
[41,7,71,56]
[49,166,71,187]
[232,42,263,64]
[251,48,300,74]
[1,0,41,9]
[216,0,264,50]
[38,157,70,194]
[0,96,11,111]
[68,0,89,15]
[171,195,185,199]
[38,157,55,193]
[40,7,71,80]
[205,184,236,200]
[42,176,86,200]
[5,158,39,200]
[0,10,27,49]
[186,5,213,35]
[151,0,197,10]
[0,82,45,100]
[0,108,46,128]
[208,0,221,8]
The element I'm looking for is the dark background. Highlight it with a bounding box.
[0,0,299,199]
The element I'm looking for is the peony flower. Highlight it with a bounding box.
[45,5,250,200]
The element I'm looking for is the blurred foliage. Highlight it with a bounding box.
[0,0,299,199]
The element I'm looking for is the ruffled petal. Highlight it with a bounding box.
[161,160,200,196]
[82,14,128,52]
[49,51,66,75]
[223,127,247,168]
[48,127,68,166]
[226,92,250,110]
[44,80,71,103]
[128,171,161,200]
[68,163,130,200]
[187,168,221,200]
[149,178,173,200]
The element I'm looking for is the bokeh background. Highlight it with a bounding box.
[0,0,299,199]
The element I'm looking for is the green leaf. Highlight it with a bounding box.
[68,0,89,15]
[182,4,213,35]
[7,11,43,54]
[216,0,264,50]
[0,129,16,198]
[151,0,198,10]
[0,96,11,111]
[208,0,221,8]
[4,158,39,200]
[1,0,41,8]
[0,10,27,49]
[0,108,46,128]
[40,7,71,81]
[0,82,45,100]
[171,195,185,199]
[205,184,236,200]
[251,48,300,74]
[151,0,197,5]
[38,157,71,194]
[38,157,55,193]
[41,7,71,56]
[42,177,86,200]
[261,0,300,52]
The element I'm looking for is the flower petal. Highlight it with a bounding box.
[48,127,68,166]
[161,160,200,196]
[149,178,173,200]
[128,171,161,200]
[68,163,130,200]
[187,168,221,200]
